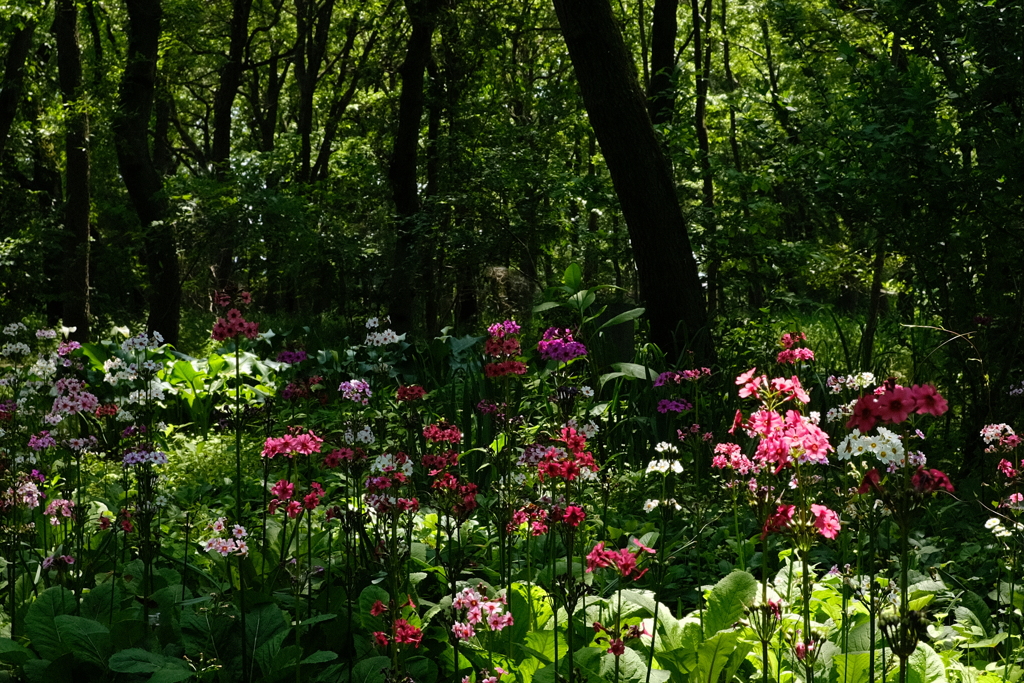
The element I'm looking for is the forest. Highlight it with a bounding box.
[0,0,1023,682]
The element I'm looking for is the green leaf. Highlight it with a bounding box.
[563,263,583,292]
[301,650,338,665]
[24,586,77,660]
[689,630,739,683]
[149,668,195,683]
[596,307,645,331]
[108,648,167,674]
[532,301,561,314]
[405,655,437,683]
[351,655,391,683]
[833,652,872,683]
[572,646,670,683]
[703,570,757,635]
[53,615,110,668]
[907,643,947,683]
[245,601,289,652]
[359,586,391,632]
[254,629,289,679]
[609,362,656,381]
[0,637,37,665]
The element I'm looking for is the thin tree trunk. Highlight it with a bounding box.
[294,0,337,183]
[692,0,713,208]
[114,0,181,345]
[552,0,711,362]
[860,238,885,369]
[55,0,91,341]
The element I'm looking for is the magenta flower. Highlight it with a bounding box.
[537,328,587,362]
[810,504,841,539]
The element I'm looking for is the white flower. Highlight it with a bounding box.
[654,442,678,454]
[644,499,659,512]
[580,386,594,398]
[366,317,380,329]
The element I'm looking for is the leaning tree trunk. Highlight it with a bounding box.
[113,0,181,346]
[54,0,91,341]
[551,0,711,363]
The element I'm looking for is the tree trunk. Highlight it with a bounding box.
[114,0,181,346]
[54,0,91,341]
[551,0,711,362]
[294,0,337,183]
[0,18,36,161]
[386,0,442,333]
[647,0,677,126]
[692,0,713,208]
[212,0,253,173]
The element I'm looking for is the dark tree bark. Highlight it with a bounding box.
[212,0,253,174]
[113,0,181,346]
[0,18,36,161]
[54,0,91,341]
[646,0,677,126]
[551,0,711,362]
[386,0,443,333]
[691,0,713,208]
[294,0,337,183]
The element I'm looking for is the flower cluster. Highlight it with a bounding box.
[202,517,249,556]
[47,378,99,425]
[396,384,426,401]
[211,308,259,341]
[981,423,1020,453]
[846,384,948,432]
[657,398,693,413]
[654,367,712,386]
[711,442,757,475]
[268,480,324,517]
[586,538,655,579]
[262,429,324,458]
[44,498,75,525]
[281,375,326,403]
[826,372,876,394]
[482,320,527,378]
[122,446,170,466]
[537,428,598,482]
[777,332,815,365]
[451,586,514,640]
[423,422,462,444]
[837,427,911,468]
[735,408,832,472]
[372,618,422,648]
[537,327,587,363]
[761,503,840,540]
[275,349,308,364]
[431,472,479,518]
[338,379,372,405]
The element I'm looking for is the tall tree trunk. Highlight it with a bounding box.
[114,0,181,345]
[647,0,677,126]
[294,0,337,183]
[386,0,442,333]
[552,0,711,362]
[0,18,36,161]
[210,0,253,288]
[55,0,91,341]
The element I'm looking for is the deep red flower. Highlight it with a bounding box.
[911,467,954,494]
[910,384,948,417]
[846,395,880,433]
[875,387,916,424]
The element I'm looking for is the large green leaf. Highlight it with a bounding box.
[254,628,290,680]
[703,570,757,636]
[24,586,77,660]
[571,646,670,683]
[689,631,739,683]
[405,655,437,683]
[53,615,110,668]
[351,655,391,683]
[358,585,391,632]
[245,601,289,652]
[833,652,872,683]
[563,263,583,292]
[108,648,169,674]
[907,643,948,683]
[0,637,36,665]
[608,362,656,381]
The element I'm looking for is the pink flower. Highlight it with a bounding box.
[875,387,916,424]
[911,467,954,494]
[452,622,475,640]
[607,638,625,656]
[846,395,880,433]
[910,384,948,417]
[761,504,795,540]
[370,600,388,616]
[394,619,423,647]
[561,505,586,527]
[810,504,841,539]
[997,459,1018,478]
